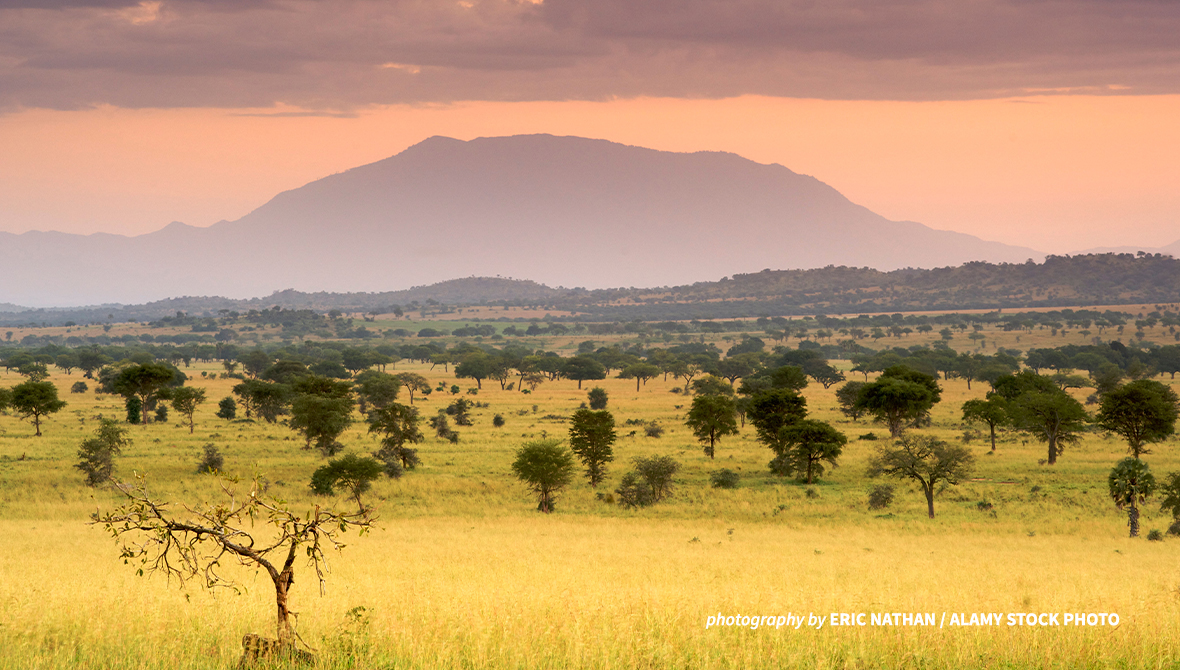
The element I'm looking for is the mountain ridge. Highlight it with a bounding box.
[0,133,1043,307]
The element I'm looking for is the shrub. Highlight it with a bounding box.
[493,413,505,428]
[76,419,131,486]
[1147,529,1164,542]
[70,381,88,394]
[125,396,142,424]
[615,473,655,509]
[976,501,994,512]
[634,455,680,501]
[616,455,681,508]
[805,488,819,499]
[196,444,224,474]
[216,396,237,420]
[867,484,895,510]
[154,404,169,422]
[710,469,740,489]
[445,399,474,426]
[430,413,458,441]
[511,438,575,513]
[1168,519,1180,537]
[644,422,665,438]
[310,454,384,508]
[858,432,879,441]
[587,387,608,410]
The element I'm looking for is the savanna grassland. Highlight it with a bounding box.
[3,320,1180,669]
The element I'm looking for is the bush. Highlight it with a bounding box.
[710,469,740,489]
[310,454,384,507]
[155,404,169,422]
[493,413,505,428]
[615,473,655,509]
[635,455,679,501]
[430,413,458,441]
[1147,529,1164,542]
[858,432,879,441]
[644,422,664,438]
[445,399,474,426]
[1169,519,1180,537]
[587,387,608,410]
[616,455,681,508]
[76,419,131,486]
[805,487,819,499]
[70,381,88,394]
[125,396,142,424]
[868,484,895,510]
[196,443,224,474]
[511,438,575,513]
[216,396,237,420]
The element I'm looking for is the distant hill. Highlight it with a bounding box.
[0,134,1042,307]
[3,253,1177,327]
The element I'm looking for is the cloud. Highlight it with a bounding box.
[2,0,1180,111]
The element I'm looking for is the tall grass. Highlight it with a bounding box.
[2,343,1179,668]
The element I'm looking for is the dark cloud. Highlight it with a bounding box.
[2,0,1179,111]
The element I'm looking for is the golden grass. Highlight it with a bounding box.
[3,344,1180,668]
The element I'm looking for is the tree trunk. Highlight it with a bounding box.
[1128,504,1140,538]
[1047,436,1057,465]
[806,460,814,485]
[273,569,294,646]
[989,425,996,452]
[924,484,935,518]
[636,378,641,392]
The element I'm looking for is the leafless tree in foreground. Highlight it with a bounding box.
[92,473,374,658]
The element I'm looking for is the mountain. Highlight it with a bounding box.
[0,134,1043,307]
[1073,241,1180,256]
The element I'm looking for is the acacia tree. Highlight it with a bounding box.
[93,474,374,651]
[10,380,66,436]
[170,386,207,434]
[771,419,847,484]
[1097,380,1179,459]
[1108,457,1156,538]
[395,373,431,404]
[998,373,1088,465]
[618,362,661,392]
[454,353,493,389]
[685,394,739,459]
[867,435,975,518]
[310,454,384,510]
[835,381,867,421]
[961,396,1009,452]
[367,402,424,477]
[562,356,607,389]
[289,376,354,457]
[854,366,941,437]
[747,388,808,455]
[352,370,401,414]
[113,363,179,425]
[568,408,616,487]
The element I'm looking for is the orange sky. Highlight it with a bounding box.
[2,94,1177,253]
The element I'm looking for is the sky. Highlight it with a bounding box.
[2,0,1180,253]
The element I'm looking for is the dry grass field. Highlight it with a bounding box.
[2,321,1180,668]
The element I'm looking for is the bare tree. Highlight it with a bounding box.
[92,474,374,657]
